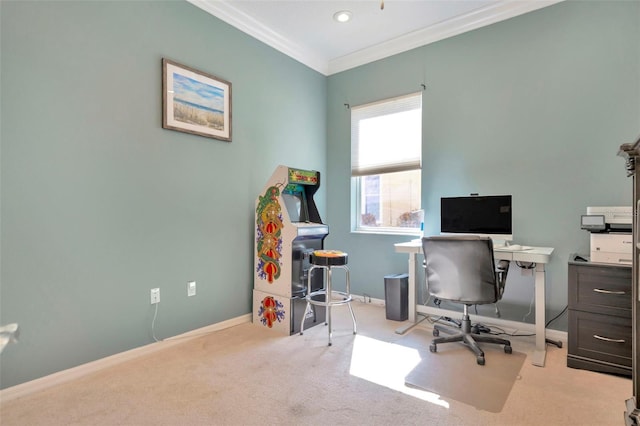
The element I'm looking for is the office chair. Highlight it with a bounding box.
[422,235,512,365]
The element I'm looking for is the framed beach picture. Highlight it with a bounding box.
[162,58,232,141]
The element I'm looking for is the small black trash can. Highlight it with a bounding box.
[384,273,408,321]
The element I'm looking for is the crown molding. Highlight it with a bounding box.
[187,0,563,76]
[186,0,329,74]
[328,0,564,74]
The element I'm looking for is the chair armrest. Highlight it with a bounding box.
[496,259,510,273]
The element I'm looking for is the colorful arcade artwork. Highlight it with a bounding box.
[288,168,318,185]
[253,165,329,335]
[257,296,285,328]
[255,185,284,283]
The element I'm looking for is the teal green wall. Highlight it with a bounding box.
[0,1,326,388]
[2,0,638,390]
[326,1,639,323]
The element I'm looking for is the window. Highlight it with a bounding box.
[351,92,422,233]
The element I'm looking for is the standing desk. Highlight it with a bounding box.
[394,240,554,367]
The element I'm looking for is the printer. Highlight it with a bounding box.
[582,206,632,265]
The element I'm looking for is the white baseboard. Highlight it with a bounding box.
[0,313,252,402]
[351,293,386,306]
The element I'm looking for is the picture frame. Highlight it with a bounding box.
[162,58,232,141]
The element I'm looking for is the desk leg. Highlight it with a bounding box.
[408,252,416,323]
[531,263,547,367]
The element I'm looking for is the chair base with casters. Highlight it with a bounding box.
[300,250,357,346]
[430,304,512,365]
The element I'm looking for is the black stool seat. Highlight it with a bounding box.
[310,250,348,266]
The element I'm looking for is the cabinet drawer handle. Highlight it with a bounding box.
[593,288,626,295]
[593,335,625,343]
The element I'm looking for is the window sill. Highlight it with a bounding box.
[351,228,422,237]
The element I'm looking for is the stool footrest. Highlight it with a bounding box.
[307,290,352,307]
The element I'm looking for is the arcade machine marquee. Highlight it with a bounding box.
[253,165,329,335]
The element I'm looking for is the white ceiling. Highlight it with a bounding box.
[187,0,562,75]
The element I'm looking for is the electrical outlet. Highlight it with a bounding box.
[187,281,196,297]
[150,288,160,304]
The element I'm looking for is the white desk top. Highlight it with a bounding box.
[394,239,554,264]
[394,238,555,367]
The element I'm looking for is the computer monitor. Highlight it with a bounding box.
[440,195,513,241]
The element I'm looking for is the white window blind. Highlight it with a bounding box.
[351,92,422,177]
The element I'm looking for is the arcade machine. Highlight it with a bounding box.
[253,165,329,335]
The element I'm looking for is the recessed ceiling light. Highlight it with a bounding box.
[333,10,352,23]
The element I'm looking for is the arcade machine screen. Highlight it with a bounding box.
[282,185,310,223]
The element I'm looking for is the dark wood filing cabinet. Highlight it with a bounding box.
[568,255,632,377]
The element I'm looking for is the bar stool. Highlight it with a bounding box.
[300,250,357,345]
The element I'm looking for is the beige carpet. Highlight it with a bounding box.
[0,302,632,426]
[400,328,526,413]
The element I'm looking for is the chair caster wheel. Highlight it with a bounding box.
[477,356,485,365]
[429,344,437,353]
[433,329,440,337]
[504,345,512,354]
